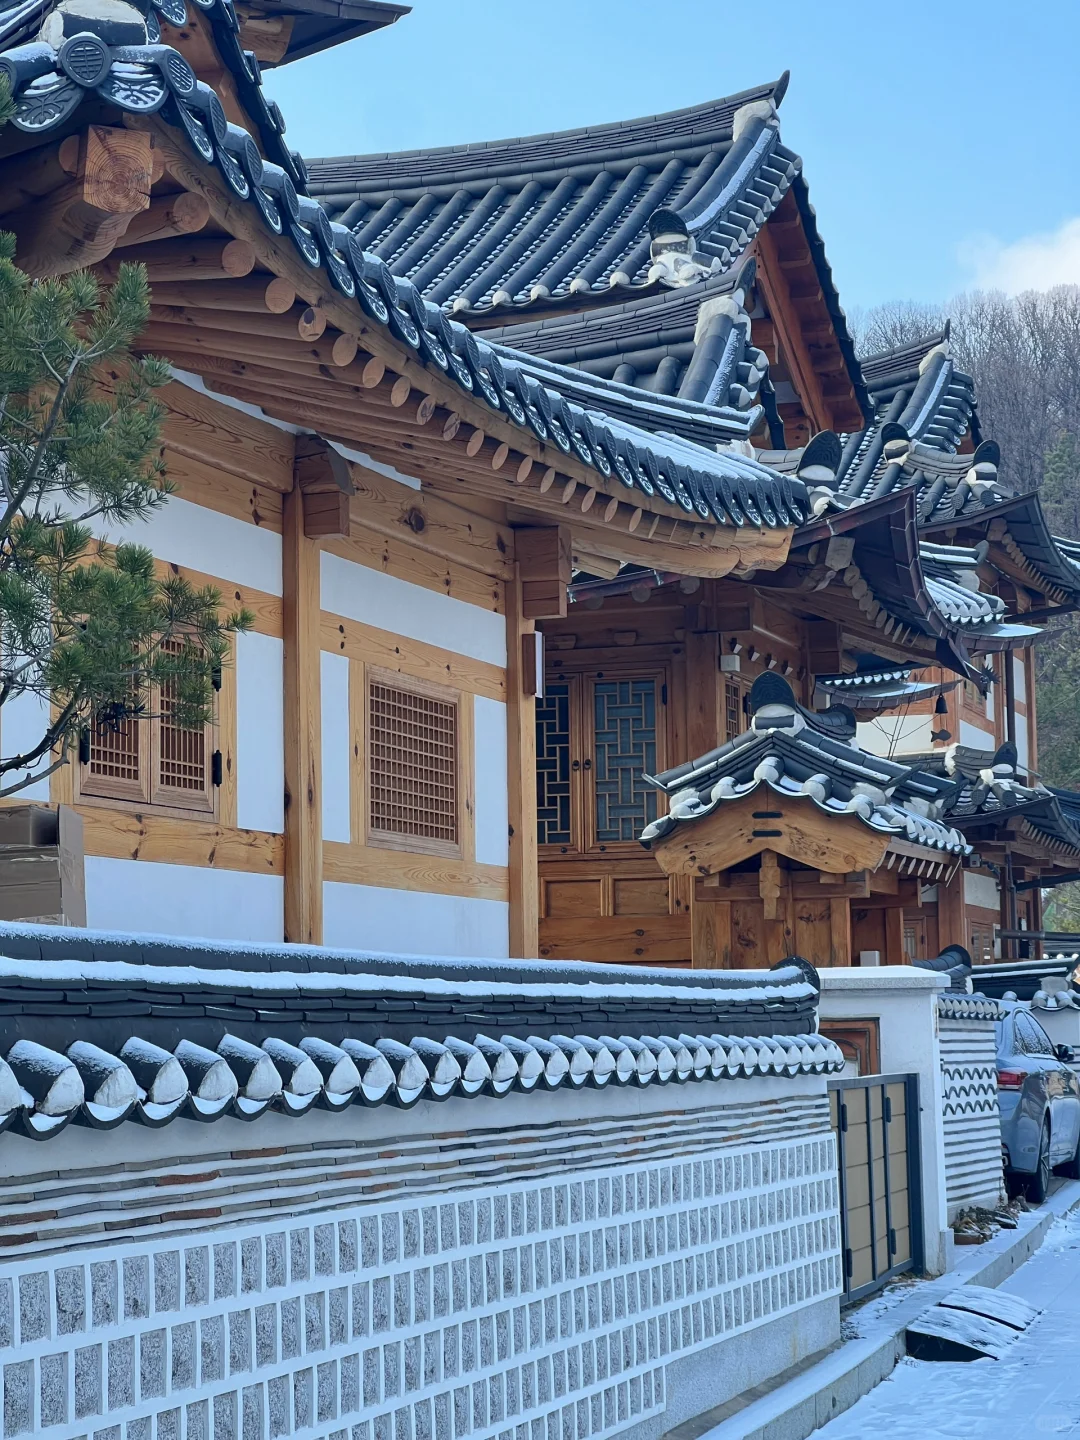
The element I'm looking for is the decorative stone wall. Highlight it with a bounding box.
[0,1089,840,1440]
[937,995,1005,1215]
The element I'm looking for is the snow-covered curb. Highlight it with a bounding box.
[681,1179,1080,1440]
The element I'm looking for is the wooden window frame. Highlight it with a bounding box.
[363,664,465,860]
[538,661,670,859]
[77,673,218,821]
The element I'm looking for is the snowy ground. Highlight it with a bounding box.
[812,1207,1080,1438]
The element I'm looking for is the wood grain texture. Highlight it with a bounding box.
[321,613,505,703]
[506,567,539,957]
[323,842,508,902]
[160,445,284,532]
[324,526,505,615]
[76,805,281,872]
[282,486,323,943]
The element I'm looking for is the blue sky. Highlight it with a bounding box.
[263,0,1080,312]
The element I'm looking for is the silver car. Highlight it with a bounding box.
[996,1004,1080,1201]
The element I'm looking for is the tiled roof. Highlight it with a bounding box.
[305,81,800,317]
[639,673,969,856]
[0,0,807,532]
[0,939,840,1138]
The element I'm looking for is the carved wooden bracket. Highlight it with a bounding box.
[516,526,572,619]
[294,435,354,539]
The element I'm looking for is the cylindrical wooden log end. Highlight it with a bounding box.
[465,427,486,458]
[297,306,327,341]
[515,456,534,485]
[360,355,386,389]
[391,376,411,408]
[263,275,295,311]
[331,332,359,368]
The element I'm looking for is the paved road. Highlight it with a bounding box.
[813,1206,1080,1438]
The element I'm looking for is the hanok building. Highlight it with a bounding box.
[2,1,1080,967]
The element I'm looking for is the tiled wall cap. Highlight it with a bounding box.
[0,1030,846,1140]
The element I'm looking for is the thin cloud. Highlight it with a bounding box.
[959,217,1080,294]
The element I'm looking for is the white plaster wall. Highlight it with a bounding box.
[1016,715,1030,776]
[960,717,995,751]
[95,497,282,595]
[819,968,952,1276]
[1013,654,1027,703]
[235,631,284,834]
[84,856,284,942]
[473,695,509,867]
[324,880,510,958]
[965,871,1001,910]
[321,551,506,665]
[321,650,352,843]
[857,713,934,758]
[0,688,52,799]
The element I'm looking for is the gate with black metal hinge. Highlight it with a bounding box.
[829,1073,924,1303]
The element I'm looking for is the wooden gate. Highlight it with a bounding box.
[828,1074,923,1303]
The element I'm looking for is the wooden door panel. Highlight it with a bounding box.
[543,879,603,918]
[613,878,670,915]
[537,915,690,965]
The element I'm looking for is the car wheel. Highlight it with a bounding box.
[1029,1120,1052,1204]
[1059,1129,1080,1180]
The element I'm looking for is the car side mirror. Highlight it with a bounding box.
[1056,1044,1075,1064]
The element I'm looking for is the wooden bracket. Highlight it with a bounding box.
[294,435,354,539]
[11,126,154,278]
[516,525,572,618]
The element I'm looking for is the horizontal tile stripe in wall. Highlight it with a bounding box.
[0,1098,831,1259]
[323,846,508,902]
[76,808,283,874]
[322,620,506,704]
[324,533,505,621]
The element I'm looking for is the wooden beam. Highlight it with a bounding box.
[282,484,323,944]
[515,526,572,619]
[295,435,353,539]
[112,191,210,248]
[0,134,80,216]
[938,863,966,950]
[684,629,720,757]
[237,8,294,63]
[10,126,153,277]
[506,565,539,957]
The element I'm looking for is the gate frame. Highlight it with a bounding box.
[829,1072,924,1305]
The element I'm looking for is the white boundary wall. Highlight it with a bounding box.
[0,1077,839,1440]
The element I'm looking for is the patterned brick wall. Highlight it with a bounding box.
[0,1101,840,1440]
[938,998,1004,1214]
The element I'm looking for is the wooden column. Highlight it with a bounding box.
[282,481,323,945]
[686,627,722,968]
[506,565,539,958]
[937,863,966,952]
[883,904,905,965]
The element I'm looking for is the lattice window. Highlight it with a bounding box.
[593,679,657,843]
[368,674,459,852]
[536,681,572,846]
[83,703,145,803]
[152,640,212,811]
[79,646,216,815]
[724,680,743,743]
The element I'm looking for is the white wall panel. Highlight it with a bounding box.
[85,856,283,941]
[324,880,510,958]
[95,497,282,595]
[857,714,934,758]
[1016,714,1030,775]
[1013,654,1027,702]
[964,871,1000,910]
[321,551,506,665]
[235,631,284,833]
[321,650,352,843]
[960,718,995,750]
[0,688,52,800]
[473,694,509,867]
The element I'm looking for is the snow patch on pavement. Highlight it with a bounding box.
[813,1209,1080,1437]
